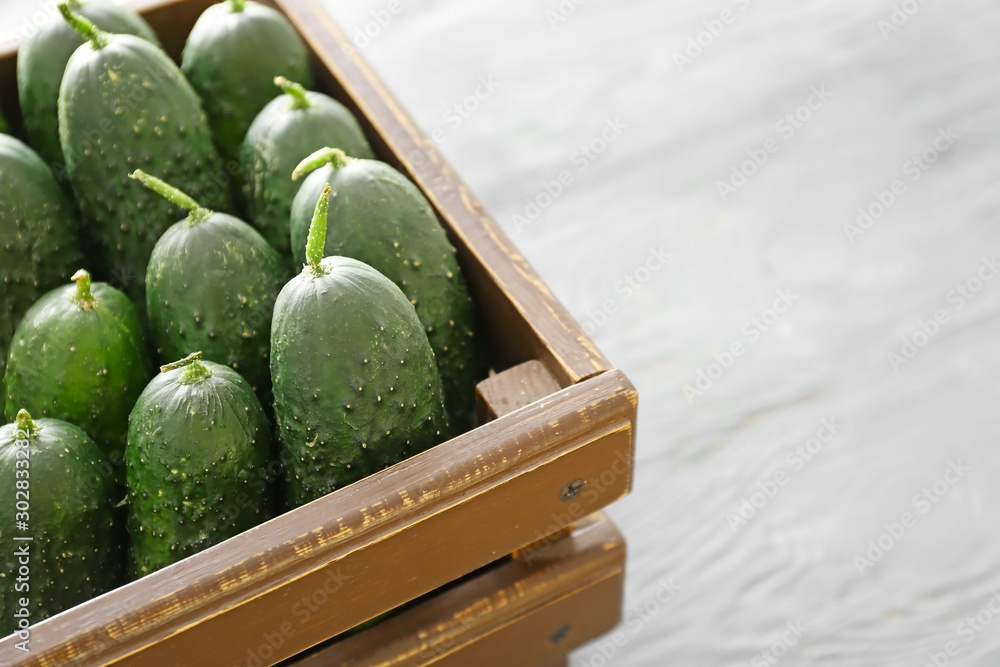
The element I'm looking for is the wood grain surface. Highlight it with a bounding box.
[289,513,625,666]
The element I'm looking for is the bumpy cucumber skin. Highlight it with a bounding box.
[3,281,152,479]
[290,161,487,429]
[271,257,449,508]
[0,417,124,634]
[17,0,160,170]
[58,33,234,302]
[145,211,289,410]
[241,92,373,256]
[126,360,272,578]
[0,135,85,378]
[182,0,314,165]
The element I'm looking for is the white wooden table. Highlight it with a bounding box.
[319,1,1000,664]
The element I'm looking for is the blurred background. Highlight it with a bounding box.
[5,0,1000,664]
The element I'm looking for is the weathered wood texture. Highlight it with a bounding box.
[288,513,625,666]
[476,359,563,424]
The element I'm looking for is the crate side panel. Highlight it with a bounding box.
[0,371,636,666]
[108,422,633,666]
[292,513,626,666]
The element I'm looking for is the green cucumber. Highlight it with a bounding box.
[57,4,234,302]
[271,185,449,507]
[3,270,152,481]
[126,352,273,578]
[0,410,124,635]
[240,77,373,255]
[130,170,288,411]
[291,149,488,429]
[17,0,159,171]
[0,134,85,378]
[182,0,314,166]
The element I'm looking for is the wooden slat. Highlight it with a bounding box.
[476,360,564,424]
[479,361,577,563]
[287,513,625,666]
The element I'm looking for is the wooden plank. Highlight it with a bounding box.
[476,360,564,424]
[0,370,636,666]
[479,361,577,560]
[287,513,625,666]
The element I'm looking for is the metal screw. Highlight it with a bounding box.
[549,624,572,645]
[559,478,586,502]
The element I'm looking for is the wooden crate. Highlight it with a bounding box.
[0,1,638,664]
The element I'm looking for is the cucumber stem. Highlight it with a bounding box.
[305,184,332,276]
[58,2,110,49]
[292,147,352,181]
[129,170,210,223]
[14,410,37,441]
[274,76,311,110]
[160,352,214,384]
[228,0,247,10]
[71,269,97,308]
